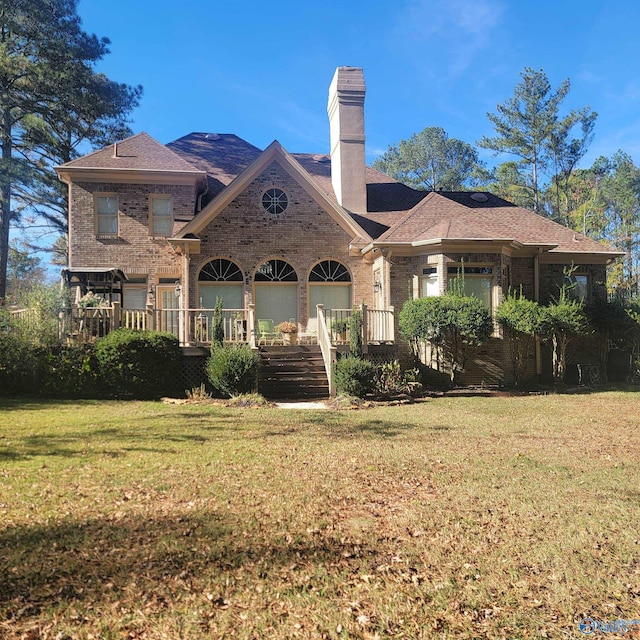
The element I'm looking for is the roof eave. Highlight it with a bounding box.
[55,166,207,186]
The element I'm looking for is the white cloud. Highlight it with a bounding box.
[393,0,505,76]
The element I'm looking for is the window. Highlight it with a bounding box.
[123,278,148,310]
[95,195,118,235]
[261,188,288,215]
[565,273,589,301]
[254,259,298,325]
[309,260,351,317]
[448,266,493,308]
[198,258,243,309]
[150,195,173,236]
[421,267,439,297]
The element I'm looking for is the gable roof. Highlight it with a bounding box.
[376,191,620,256]
[173,141,371,243]
[58,132,203,174]
[58,129,620,260]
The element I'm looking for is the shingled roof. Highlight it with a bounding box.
[59,130,619,257]
[379,191,618,254]
[165,134,426,236]
[60,132,203,174]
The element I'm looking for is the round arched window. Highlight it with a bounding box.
[261,188,288,216]
[198,258,243,282]
[308,260,351,318]
[309,260,351,283]
[197,258,243,310]
[255,259,298,282]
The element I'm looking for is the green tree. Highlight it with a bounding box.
[486,161,534,210]
[479,68,596,215]
[373,126,483,191]
[6,239,47,302]
[596,152,640,295]
[496,290,544,387]
[539,270,590,384]
[399,293,493,385]
[0,0,142,301]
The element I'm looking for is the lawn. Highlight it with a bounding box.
[1,392,639,639]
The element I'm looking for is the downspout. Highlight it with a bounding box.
[196,179,209,214]
[534,247,542,376]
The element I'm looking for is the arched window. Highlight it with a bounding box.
[197,258,243,309]
[199,258,243,282]
[254,259,298,325]
[254,259,298,282]
[309,260,351,283]
[308,260,351,317]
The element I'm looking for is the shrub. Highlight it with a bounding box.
[212,298,225,346]
[0,318,38,396]
[399,293,493,384]
[496,290,544,386]
[374,360,423,397]
[95,329,181,399]
[335,355,376,398]
[207,343,260,397]
[540,296,589,384]
[40,345,100,398]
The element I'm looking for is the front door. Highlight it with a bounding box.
[157,285,180,338]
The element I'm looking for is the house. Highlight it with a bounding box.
[55,67,620,390]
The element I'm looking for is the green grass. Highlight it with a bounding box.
[1,392,640,639]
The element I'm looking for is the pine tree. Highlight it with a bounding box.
[0,0,142,301]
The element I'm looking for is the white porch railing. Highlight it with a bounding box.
[325,304,395,347]
[316,304,337,396]
[365,305,395,344]
[153,308,251,345]
[58,303,394,351]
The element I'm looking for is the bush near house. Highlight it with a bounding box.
[539,295,590,385]
[207,343,260,397]
[95,329,181,399]
[0,319,38,396]
[335,355,377,398]
[496,291,545,387]
[399,293,493,385]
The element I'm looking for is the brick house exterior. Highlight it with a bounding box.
[55,67,621,386]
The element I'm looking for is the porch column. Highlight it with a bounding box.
[182,253,190,345]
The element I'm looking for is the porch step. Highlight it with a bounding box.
[259,345,329,400]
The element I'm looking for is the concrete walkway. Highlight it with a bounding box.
[274,400,329,410]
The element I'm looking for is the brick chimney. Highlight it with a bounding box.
[327,67,367,213]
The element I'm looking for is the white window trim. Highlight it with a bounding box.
[149,194,174,237]
[94,193,119,237]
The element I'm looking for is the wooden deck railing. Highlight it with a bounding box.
[325,304,395,348]
[316,304,337,396]
[58,303,394,350]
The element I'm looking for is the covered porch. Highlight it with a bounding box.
[59,302,395,349]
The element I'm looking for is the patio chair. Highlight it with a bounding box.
[257,319,278,345]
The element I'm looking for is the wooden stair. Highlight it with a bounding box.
[258,345,329,400]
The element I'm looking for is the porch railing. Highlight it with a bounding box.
[325,304,395,348]
[58,303,394,350]
[59,304,255,346]
[316,304,337,396]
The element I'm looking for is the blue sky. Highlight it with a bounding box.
[76,0,640,170]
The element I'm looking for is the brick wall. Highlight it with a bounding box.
[539,263,607,304]
[190,161,373,329]
[69,181,195,281]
